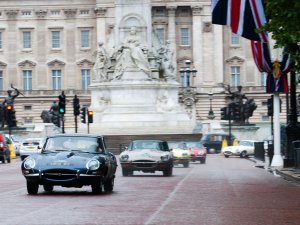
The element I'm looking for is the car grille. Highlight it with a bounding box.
[43,169,77,181]
[224,151,232,155]
[132,160,156,168]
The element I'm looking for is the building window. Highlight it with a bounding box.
[180,28,189,46]
[80,10,89,15]
[23,70,32,91]
[261,72,267,86]
[51,10,60,16]
[81,30,90,48]
[24,105,32,110]
[23,31,31,49]
[155,28,165,45]
[21,11,31,16]
[24,117,33,124]
[0,70,3,91]
[81,69,90,90]
[231,33,240,45]
[0,32,2,49]
[230,66,240,87]
[52,70,61,90]
[52,31,60,49]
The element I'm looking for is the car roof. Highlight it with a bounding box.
[204,133,232,136]
[47,133,103,138]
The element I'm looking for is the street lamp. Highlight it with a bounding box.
[207,92,215,120]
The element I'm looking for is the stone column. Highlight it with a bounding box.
[94,7,107,45]
[64,9,77,89]
[191,6,203,86]
[35,10,48,88]
[213,25,224,85]
[6,10,18,86]
[166,6,177,70]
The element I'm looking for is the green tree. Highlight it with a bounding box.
[264,0,300,73]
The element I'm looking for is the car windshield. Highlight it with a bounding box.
[239,141,253,146]
[168,142,188,150]
[44,136,99,153]
[185,142,203,148]
[128,140,168,151]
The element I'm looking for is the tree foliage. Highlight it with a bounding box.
[264,0,300,72]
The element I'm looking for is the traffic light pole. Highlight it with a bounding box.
[7,113,11,135]
[61,115,65,133]
[75,116,78,133]
[228,106,232,146]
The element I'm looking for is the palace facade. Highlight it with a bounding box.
[0,0,289,130]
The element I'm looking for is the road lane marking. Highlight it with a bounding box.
[144,166,194,225]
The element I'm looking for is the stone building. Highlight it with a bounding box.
[0,0,290,132]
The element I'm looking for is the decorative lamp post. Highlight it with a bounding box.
[207,92,215,120]
[179,68,186,87]
[185,67,191,87]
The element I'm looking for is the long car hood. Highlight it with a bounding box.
[31,151,96,169]
[121,149,170,161]
[172,148,190,157]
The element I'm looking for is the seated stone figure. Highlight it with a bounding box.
[113,26,150,79]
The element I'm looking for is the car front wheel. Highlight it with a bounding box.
[240,151,247,158]
[91,180,102,194]
[104,177,114,192]
[43,185,54,192]
[27,181,39,195]
[6,153,11,163]
[163,166,173,176]
[183,161,189,168]
[122,168,133,176]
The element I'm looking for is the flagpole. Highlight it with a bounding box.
[271,93,283,168]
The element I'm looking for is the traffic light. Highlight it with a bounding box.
[220,107,229,120]
[6,104,17,127]
[58,92,66,114]
[6,104,13,112]
[73,95,80,116]
[232,103,241,121]
[267,97,273,116]
[80,107,86,123]
[88,111,93,123]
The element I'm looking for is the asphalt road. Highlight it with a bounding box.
[1,155,300,225]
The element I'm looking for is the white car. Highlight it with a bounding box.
[20,138,45,161]
[222,140,256,158]
[119,140,173,176]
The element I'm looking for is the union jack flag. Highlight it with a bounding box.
[251,40,291,93]
[212,0,268,42]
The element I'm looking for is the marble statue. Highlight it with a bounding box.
[94,42,110,81]
[113,27,151,79]
[158,40,176,81]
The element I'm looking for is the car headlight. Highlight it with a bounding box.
[24,158,36,169]
[161,155,169,161]
[86,159,100,170]
[120,154,129,162]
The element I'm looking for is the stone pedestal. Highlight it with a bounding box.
[81,79,194,135]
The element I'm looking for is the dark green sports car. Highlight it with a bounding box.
[21,134,117,195]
